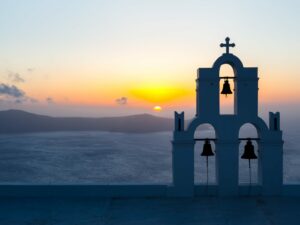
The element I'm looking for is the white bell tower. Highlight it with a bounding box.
[171,37,283,197]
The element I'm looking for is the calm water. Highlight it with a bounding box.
[0,125,299,184]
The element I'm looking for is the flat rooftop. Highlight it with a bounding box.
[1,197,299,225]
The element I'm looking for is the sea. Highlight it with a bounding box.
[0,122,299,184]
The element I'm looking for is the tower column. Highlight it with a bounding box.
[171,140,195,197]
[258,138,283,195]
[215,140,239,196]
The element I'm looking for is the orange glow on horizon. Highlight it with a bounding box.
[23,69,299,108]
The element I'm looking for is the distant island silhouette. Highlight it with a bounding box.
[0,110,175,133]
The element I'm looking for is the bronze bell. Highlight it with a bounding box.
[221,79,232,96]
[241,139,257,159]
[201,139,214,156]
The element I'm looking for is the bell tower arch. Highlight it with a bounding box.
[219,64,235,114]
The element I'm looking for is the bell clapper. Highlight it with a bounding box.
[206,156,209,186]
[249,159,252,186]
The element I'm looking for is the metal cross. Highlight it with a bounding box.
[220,37,235,54]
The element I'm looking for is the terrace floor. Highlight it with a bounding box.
[0,197,300,225]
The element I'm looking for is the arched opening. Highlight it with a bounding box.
[238,123,259,184]
[219,64,235,115]
[194,123,216,185]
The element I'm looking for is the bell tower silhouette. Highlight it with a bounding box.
[196,37,258,117]
[171,37,283,197]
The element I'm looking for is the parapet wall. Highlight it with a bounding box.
[1,184,300,198]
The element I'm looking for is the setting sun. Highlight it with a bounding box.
[153,106,162,112]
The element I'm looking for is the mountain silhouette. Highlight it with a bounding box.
[0,110,174,133]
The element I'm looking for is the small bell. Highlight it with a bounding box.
[241,139,257,160]
[201,139,214,156]
[221,79,232,96]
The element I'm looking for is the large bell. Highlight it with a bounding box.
[201,139,214,156]
[221,79,232,96]
[241,139,257,159]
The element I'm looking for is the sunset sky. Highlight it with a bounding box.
[0,0,299,118]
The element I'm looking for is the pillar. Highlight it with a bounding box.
[215,140,239,196]
[258,137,283,195]
[172,140,195,197]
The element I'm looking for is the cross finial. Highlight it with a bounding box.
[220,37,235,54]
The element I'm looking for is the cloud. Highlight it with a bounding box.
[29,98,39,103]
[13,97,38,104]
[8,72,25,83]
[0,83,25,98]
[14,99,23,104]
[27,68,34,72]
[46,97,54,104]
[0,83,37,104]
[116,97,127,105]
